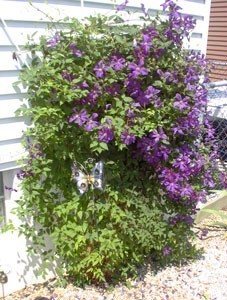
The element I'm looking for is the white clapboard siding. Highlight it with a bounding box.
[0,0,211,171]
[0,141,25,164]
[0,98,25,119]
[0,118,27,141]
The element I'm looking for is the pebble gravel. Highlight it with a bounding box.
[4,213,227,300]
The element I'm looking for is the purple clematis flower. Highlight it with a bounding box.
[173,93,190,111]
[117,0,129,11]
[121,129,136,145]
[128,59,148,78]
[109,56,126,71]
[151,127,167,145]
[84,113,100,131]
[47,33,60,47]
[142,85,160,105]
[69,109,89,125]
[98,126,114,143]
[94,60,108,79]
[163,247,171,256]
[172,154,191,172]
[179,183,193,197]
[140,34,153,53]
[141,3,148,17]
[69,43,83,56]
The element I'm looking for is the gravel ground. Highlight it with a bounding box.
[4,213,227,300]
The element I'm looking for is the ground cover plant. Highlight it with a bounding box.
[13,0,226,285]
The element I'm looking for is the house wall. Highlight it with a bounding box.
[206,0,227,81]
[0,0,212,296]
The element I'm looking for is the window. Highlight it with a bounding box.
[0,173,5,227]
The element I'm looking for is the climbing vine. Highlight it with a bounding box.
[14,0,224,285]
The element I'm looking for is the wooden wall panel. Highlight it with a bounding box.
[206,0,227,81]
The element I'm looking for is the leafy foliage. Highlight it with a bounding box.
[13,0,225,284]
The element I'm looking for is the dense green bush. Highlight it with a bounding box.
[13,0,225,284]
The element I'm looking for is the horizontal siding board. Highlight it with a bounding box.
[209,26,227,32]
[0,141,24,164]
[206,0,227,81]
[208,11,227,17]
[207,45,227,51]
[206,54,227,61]
[208,41,227,47]
[209,74,227,81]
[0,51,23,71]
[0,118,27,142]
[0,72,26,95]
[210,6,227,11]
[0,0,82,22]
[208,31,227,37]
[0,22,51,46]
[211,2,227,7]
[209,22,227,27]
[210,17,227,22]
[206,50,227,56]
[0,99,26,119]
[211,0,226,3]
[208,35,227,42]
[0,93,26,101]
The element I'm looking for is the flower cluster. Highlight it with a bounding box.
[16,0,225,282]
[66,0,224,212]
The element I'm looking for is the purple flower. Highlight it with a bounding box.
[5,186,18,192]
[203,172,215,188]
[173,93,189,111]
[200,229,208,240]
[47,33,60,47]
[141,3,148,17]
[84,113,99,131]
[159,168,181,194]
[128,59,148,78]
[105,104,111,111]
[184,215,193,225]
[69,109,89,125]
[121,129,136,145]
[139,85,160,105]
[74,50,82,57]
[69,42,76,50]
[151,127,167,145]
[79,83,102,106]
[140,34,152,53]
[47,39,58,47]
[94,60,108,79]
[17,169,34,179]
[105,83,121,96]
[125,78,143,99]
[172,155,191,172]
[161,0,175,11]
[81,81,89,88]
[163,247,171,256]
[179,183,193,198]
[62,71,75,82]
[156,145,171,161]
[109,56,126,71]
[117,0,129,11]
[171,122,185,135]
[69,43,83,56]
[98,127,114,143]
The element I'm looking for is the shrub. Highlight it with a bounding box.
[14,0,225,284]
